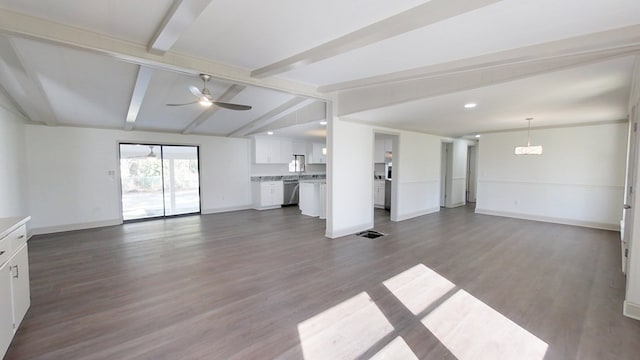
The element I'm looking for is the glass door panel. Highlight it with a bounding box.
[162,146,200,216]
[120,144,165,221]
[119,144,200,221]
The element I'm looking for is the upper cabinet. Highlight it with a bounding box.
[254,137,294,164]
[254,137,328,165]
[308,143,326,164]
[374,138,392,163]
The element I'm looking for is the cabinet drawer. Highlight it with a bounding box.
[0,237,9,266]
[7,224,27,254]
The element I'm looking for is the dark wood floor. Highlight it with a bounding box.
[5,205,640,359]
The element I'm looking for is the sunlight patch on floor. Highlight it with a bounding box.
[370,336,418,360]
[422,290,548,360]
[383,263,455,315]
[297,292,394,360]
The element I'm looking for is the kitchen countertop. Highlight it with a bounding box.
[251,174,326,182]
[0,216,30,239]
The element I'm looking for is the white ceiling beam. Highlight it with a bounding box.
[148,0,213,55]
[182,84,246,134]
[124,65,154,131]
[0,8,326,101]
[250,0,503,79]
[0,36,57,125]
[338,46,640,116]
[320,25,640,93]
[247,101,326,136]
[227,97,311,137]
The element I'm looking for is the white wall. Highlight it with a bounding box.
[394,131,441,221]
[327,119,375,237]
[0,106,28,217]
[25,125,252,234]
[625,57,640,320]
[326,117,442,238]
[476,122,627,230]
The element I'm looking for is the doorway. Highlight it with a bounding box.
[466,145,477,203]
[441,142,452,207]
[119,143,201,221]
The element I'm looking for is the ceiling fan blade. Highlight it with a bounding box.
[166,100,199,106]
[189,85,204,98]
[212,101,252,111]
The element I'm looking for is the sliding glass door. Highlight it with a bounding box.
[119,144,200,221]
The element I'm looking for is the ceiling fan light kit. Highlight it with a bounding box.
[515,118,543,155]
[166,74,252,111]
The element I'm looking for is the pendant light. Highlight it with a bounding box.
[515,118,543,155]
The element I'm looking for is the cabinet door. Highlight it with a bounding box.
[374,139,385,163]
[260,182,272,206]
[312,143,327,163]
[10,245,30,329]
[271,182,284,206]
[0,263,13,359]
[279,139,293,164]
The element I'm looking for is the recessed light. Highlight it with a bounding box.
[464,103,477,109]
[267,131,274,135]
[320,120,327,125]
[475,134,481,138]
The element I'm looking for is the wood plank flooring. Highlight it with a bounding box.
[5,205,640,359]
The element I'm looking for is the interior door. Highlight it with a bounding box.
[623,107,638,273]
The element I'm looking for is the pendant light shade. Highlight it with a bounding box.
[515,118,542,155]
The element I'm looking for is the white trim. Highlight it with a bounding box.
[326,221,373,239]
[478,178,624,190]
[395,206,440,222]
[475,208,620,231]
[252,205,282,211]
[624,301,640,321]
[447,202,466,208]
[31,219,122,236]
[201,205,252,214]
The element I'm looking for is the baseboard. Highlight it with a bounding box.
[374,204,385,209]
[395,206,440,222]
[446,202,466,208]
[202,205,252,214]
[252,205,282,211]
[475,208,619,231]
[31,219,122,236]
[326,221,373,239]
[624,301,640,321]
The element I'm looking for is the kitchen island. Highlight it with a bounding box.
[299,180,326,219]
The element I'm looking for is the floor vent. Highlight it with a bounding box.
[356,230,386,239]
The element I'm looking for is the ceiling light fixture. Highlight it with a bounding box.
[267,131,274,135]
[515,118,542,155]
[199,98,212,107]
[475,134,481,138]
[320,120,327,125]
[464,103,477,109]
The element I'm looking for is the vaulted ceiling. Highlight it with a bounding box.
[0,0,638,139]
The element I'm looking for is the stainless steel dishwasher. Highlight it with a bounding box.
[283,179,299,205]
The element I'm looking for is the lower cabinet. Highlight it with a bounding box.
[374,180,385,208]
[0,218,31,359]
[252,181,284,210]
[0,262,13,359]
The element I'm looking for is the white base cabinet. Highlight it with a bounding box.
[0,217,30,359]
[252,181,284,210]
[374,180,386,208]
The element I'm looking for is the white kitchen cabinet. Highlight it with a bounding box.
[308,143,327,164]
[252,181,284,210]
[374,139,385,163]
[0,217,30,359]
[0,262,13,359]
[374,180,385,208]
[9,245,30,330]
[292,140,307,155]
[254,137,293,164]
[299,181,320,216]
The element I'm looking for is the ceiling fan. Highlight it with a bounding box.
[166,74,252,111]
